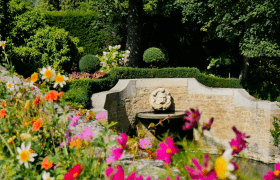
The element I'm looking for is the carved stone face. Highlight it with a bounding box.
[155,92,167,105]
[149,88,171,111]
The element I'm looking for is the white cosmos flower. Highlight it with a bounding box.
[16,142,38,168]
[0,41,6,50]
[53,73,68,88]
[214,148,236,180]
[42,171,54,180]
[40,66,56,81]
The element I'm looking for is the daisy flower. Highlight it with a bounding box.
[40,66,56,81]
[53,73,68,88]
[16,142,38,168]
[0,41,6,50]
[6,81,14,91]
[214,148,236,180]
[42,171,54,180]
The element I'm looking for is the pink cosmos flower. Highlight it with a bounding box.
[106,156,116,165]
[106,165,136,180]
[185,154,217,180]
[64,163,84,180]
[229,126,250,154]
[96,112,107,120]
[263,162,280,180]
[68,115,80,127]
[81,127,93,140]
[182,108,201,130]
[136,176,151,180]
[202,117,214,131]
[117,133,128,149]
[108,133,128,161]
[156,137,179,164]
[60,129,73,146]
[139,138,152,149]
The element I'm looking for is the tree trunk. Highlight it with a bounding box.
[125,0,143,67]
[239,56,250,79]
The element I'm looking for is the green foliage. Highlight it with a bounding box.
[143,47,167,66]
[270,116,280,146]
[12,25,83,76]
[79,54,100,73]
[241,57,280,101]
[176,0,280,58]
[9,10,46,45]
[43,11,122,56]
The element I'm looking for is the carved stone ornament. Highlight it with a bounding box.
[149,88,171,111]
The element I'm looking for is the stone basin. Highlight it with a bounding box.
[136,110,185,119]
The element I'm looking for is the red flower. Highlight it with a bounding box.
[64,163,84,180]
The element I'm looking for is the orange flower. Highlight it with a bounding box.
[58,92,64,98]
[29,149,34,153]
[1,100,6,107]
[45,90,59,102]
[4,129,8,132]
[33,95,41,106]
[70,137,82,149]
[42,156,53,170]
[0,109,7,119]
[32,119,43,131]
[31,118,36,124]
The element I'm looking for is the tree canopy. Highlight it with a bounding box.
[176,0,280,58]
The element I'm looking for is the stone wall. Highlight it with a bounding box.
[91,78,280,163]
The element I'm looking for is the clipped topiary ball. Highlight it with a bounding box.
[143,47,167,64]
[79,54,100,73]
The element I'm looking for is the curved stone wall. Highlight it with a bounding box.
[91,78,280,163]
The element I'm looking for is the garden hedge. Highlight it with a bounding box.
[43,11,122,56]
[64,67,242,107]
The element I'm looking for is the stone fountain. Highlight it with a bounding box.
[136,88,192,140]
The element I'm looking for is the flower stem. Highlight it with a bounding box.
[0,134,14,156]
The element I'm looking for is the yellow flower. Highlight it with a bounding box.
[53,73,68,88]
[8,136,16,144]
[16,142,38,168]
[40,66,56,81]
[24,100,30,109]
[215,148,236,179]
[30,72,39,83]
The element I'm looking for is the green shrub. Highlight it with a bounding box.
[143,47,167,66]
[12,25,83,76]
[79,54,100,73]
